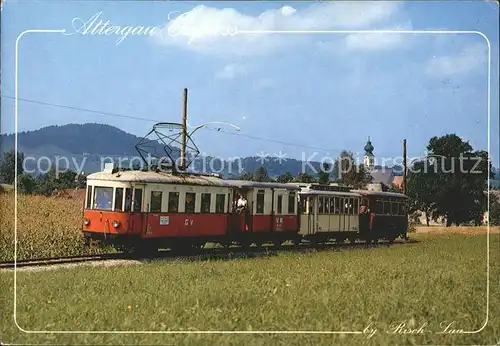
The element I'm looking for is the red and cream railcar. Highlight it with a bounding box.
[82,167,301,251]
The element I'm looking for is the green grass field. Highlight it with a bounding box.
[1,233,499,345]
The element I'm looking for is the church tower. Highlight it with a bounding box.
[363,137,375,170]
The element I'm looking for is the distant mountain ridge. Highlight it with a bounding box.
[3,123,497,183]
[0,123,328,178]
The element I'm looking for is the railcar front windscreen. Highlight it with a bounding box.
[93,186,113,210]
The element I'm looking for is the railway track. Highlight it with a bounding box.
[0,238,416,270]
[0,252,131,269]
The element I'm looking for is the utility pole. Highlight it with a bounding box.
[403,139,407,195]
[180,88,188,171]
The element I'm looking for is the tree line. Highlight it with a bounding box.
[405,134,499,226]
[1,133,499,226]
[233,150,373,189]
[0,151,86,196]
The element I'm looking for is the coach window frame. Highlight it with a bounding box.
[391,200,398,215]
[115,187,124,211]
[132,188,143,212]
[318,196,324,214]
[185,192,196,213]
[215,193,225,213]
[168,191,179,213]
[124,188,132,212]
[93,186,114,211]
[256,190,265,214]
[277,194,283,214]
[85,185,93,209]
[399,201,407,215]
[288,192,296,214]
[201,193,211,213]
[150,190,163,213]
[324,197,330,214]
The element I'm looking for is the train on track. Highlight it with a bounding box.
[82,164,409,253]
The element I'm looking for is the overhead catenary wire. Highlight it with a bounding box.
[0,94,344,154]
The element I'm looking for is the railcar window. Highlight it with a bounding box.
[399,202,407,215]
[201,193,211,213]
[300,197,307,214]
[124,188,132,212]
[347,198,353,215]
[329,198,335,214]
[277,195,283,214]
[216,194,225,213]
[353,198,359,215]
[94,187,113,210]
[374,200,383,214]
[256,190,265,214]
[115,188,124,211]
[185,192,196,213]
[86,186,92,209]
[324,197,330,214]
[288,192,296,214]
[383,201,390,215]
[168,192,179,212]
[309,198,315,214]
[318,197,324,214]
[133,189,143,212]
[391,201,398,215]
[150,191,162,213]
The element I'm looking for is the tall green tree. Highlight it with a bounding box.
[238,172,254,181]
[406,134,493,227]
[333,150,372,188]
[17,173,38,194]
[254,166,270,182]
[317,162,331,184]
[294,172,314,183]
[277,172,294,183]
[489,192,500,226]
[0,150,25,185]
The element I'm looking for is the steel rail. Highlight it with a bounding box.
[0,238,416,269]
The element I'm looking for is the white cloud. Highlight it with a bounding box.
[215,63,247,79]
[425,43,488,77]
[343,21,413,51]
[252,78,276,91]
[345,33,403,51]
[153,2,406,56]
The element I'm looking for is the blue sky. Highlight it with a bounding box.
[1,1,499,167]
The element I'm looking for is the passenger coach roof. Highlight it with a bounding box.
[86,170,300,190]
[351,189,408,199]
[298,189,362,197]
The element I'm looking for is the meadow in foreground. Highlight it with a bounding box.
[1,233,498,345]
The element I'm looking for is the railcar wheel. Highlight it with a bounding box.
[240,240,251,249]
[191,243,205,250]
[220,241,231,249]
[131,243,159,257]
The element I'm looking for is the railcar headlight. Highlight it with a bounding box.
[84,218,90,226]
[112,220,120,228]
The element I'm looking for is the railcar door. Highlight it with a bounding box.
[129,185,145,234]
[230,188,250,234]
[308,196,316,235]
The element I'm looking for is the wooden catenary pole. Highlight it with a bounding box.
[403,139,407,195]
[180,88,188,171]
